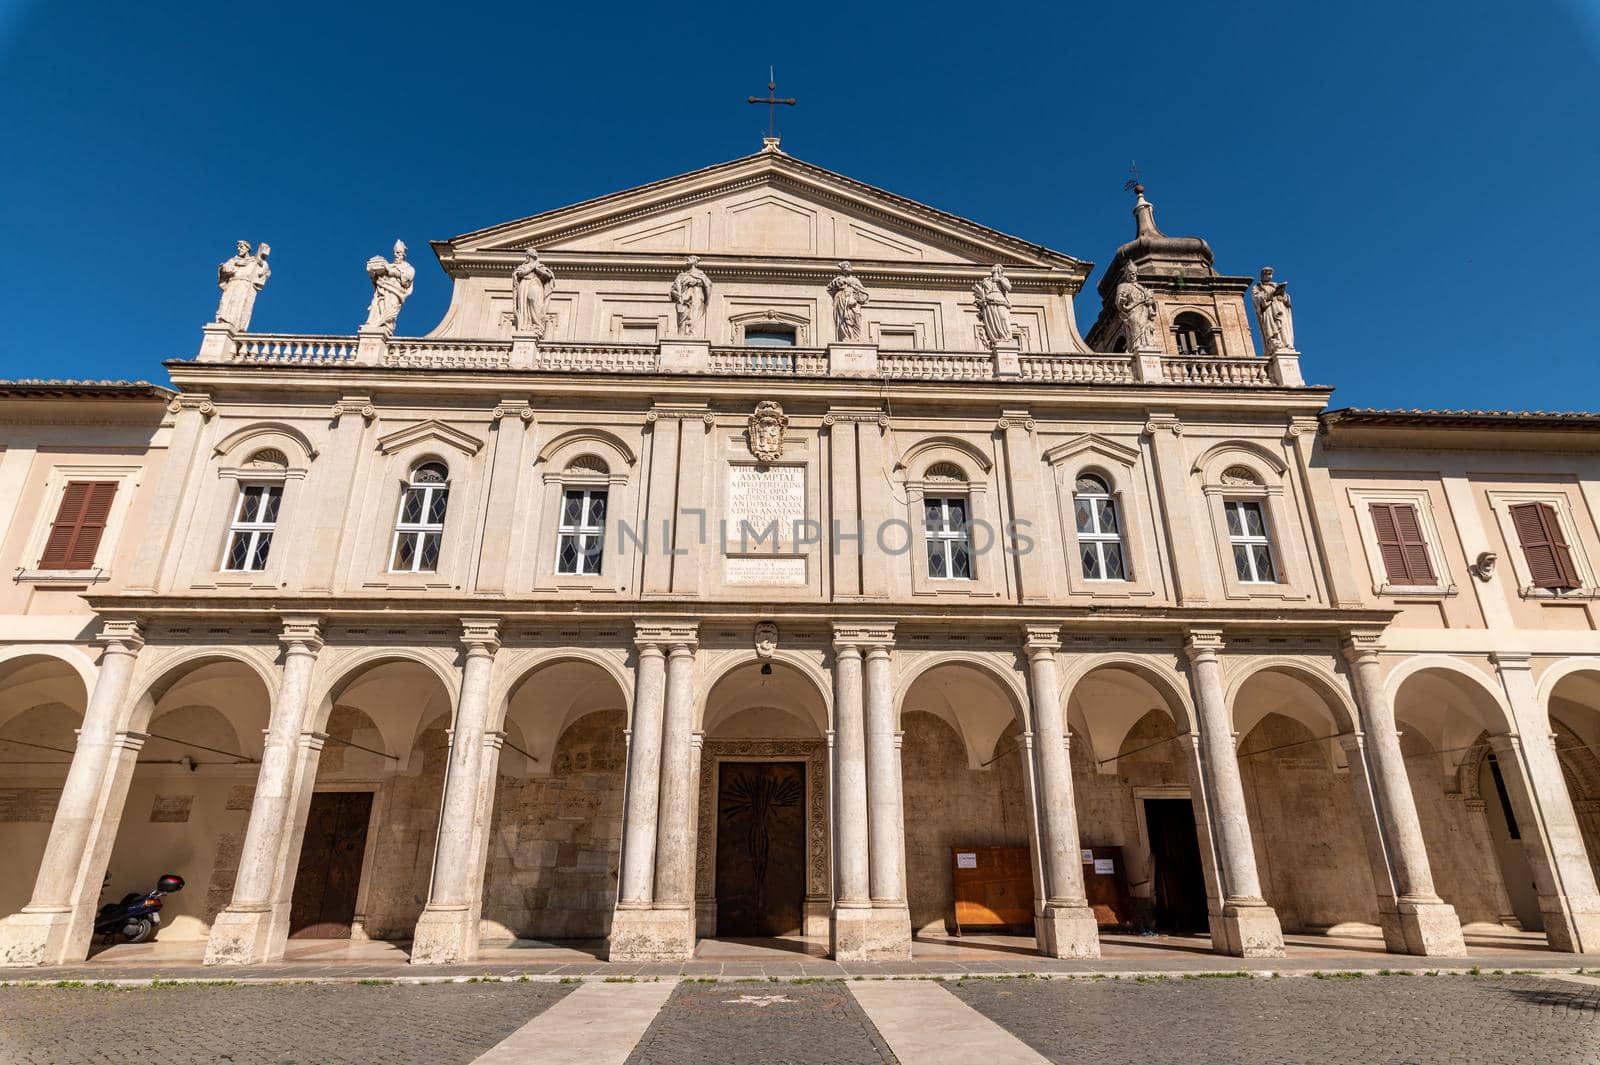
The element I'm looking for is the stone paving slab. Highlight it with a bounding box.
[953,973,1600,1065]
[0,981,574,1065]
[624,980,895,1065]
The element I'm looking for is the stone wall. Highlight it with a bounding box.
[1238,714,1379,932]
[480,710,624,941]
[901,712,1030,935]
[359,719,448,940]
[1404,731,1516,927]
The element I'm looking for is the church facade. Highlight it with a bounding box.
[2,144,1598,969]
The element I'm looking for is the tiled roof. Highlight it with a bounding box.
[0,379,175,399]
[1322,407,1600,428]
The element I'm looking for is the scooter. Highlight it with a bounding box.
[94,874,185,944]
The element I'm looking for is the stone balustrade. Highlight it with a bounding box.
[212,332,1292,387]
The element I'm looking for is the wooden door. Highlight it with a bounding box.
[1144,798,1208,933]
[289,791,373,939]
[715,762,806,937]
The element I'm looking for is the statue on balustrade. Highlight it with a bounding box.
[362,240,415,334]
[512,249,556,338]
[1252,266,1295,354]
[214,240,271,331]
[827,261,870,343]
[972,264,1015,349]
[1114,262,1160,350]
[670,255,711,337]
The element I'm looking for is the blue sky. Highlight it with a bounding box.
[1,1,1596,411]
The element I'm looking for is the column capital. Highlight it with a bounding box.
[278,615,324,656]
[1023,624,1062,658]
[1341,630,1385,665]
[1143,412,1185,436]
[1490,651,1533,672]
[96,618,146,656]
[460,616,503,657]
[636,619,698,652]
[113,729,149,752]
[1183,628,1225,662]
[832,619,896,651]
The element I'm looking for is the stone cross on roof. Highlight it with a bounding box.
[747,67,796,149]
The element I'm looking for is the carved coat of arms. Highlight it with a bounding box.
[747,400,788,463]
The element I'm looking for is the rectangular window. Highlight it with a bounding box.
[1368,502,1435,586]
[1224,500,1277,584]
[878,327,917,351]
[1509,501,1581,590]
[1074,492,1127,581]
[390,483,448,573]
[619,321,658,345]
[556,488,607,576]
[38,481,118,571]
[924,496,973,580]
[223,484,283,572]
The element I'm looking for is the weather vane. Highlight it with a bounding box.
[748,67,796,144]
[1123,161,1143,194]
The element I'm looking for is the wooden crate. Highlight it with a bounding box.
[951,845,1034,933]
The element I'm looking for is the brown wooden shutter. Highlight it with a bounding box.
[38,481,117,570]
[1369,502,1435,585]
[1510,502,1581,590]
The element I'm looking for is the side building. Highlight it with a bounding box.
[0,147,1595,970]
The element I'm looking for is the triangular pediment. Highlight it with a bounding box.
[376,419,484,457]
[1043,433,1142,468]
[433,148,1086,273]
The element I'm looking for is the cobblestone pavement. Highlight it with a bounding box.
[0,981,573,1065]
[954,973,1600,1064]
[625,980,895,1065]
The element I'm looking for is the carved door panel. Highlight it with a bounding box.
[289,791,373,939]
[715,762,806,937]
[1144,798,1208,933]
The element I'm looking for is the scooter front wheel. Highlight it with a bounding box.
[122,917,155,944]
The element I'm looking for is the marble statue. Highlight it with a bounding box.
[670,256,711,337]
[972,264,1014,349]
[512,250,556,337]
[1252,267,1295,354]
[826,261,870,343]
[363,240,415,334]
[215,241,270,331]
[747,400,788,463]
[1114,262,1160,350]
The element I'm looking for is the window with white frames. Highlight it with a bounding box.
[1224,499,1277,583]
[1074,474,1127,580]
[556,487,607,575]
[223,484,283,571]
[390,461,449,573]
[924,495,974,580]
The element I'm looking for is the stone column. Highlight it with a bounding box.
[830,631,881,959]
[862,624,911,958]
[205,616,325,965]
[1024,626,1099,958]
[1183,631,1284,957]
[610,621,698,961]
[1490,653,1600,953]
[0,620,144,966]
[1343,636,1465,956]
[411,617,503,965]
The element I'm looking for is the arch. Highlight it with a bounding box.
[1058,653,1196,738]
[894,435,994,478]
[490,648,633,727]
[1190,439,1289,481]
[1224,656,1359,736]
[309,648,460,733]
[1538,657,1600,712]
[894,651,1028,728]
[699,652,832,736]
[0,645,97,704]
[1383,656,1515,735]
[0,649,96,742]
[535,427,637,470]
[211,422,318,468]
[126,647,279,733]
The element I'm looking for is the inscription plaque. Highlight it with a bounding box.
[725,464,807,586]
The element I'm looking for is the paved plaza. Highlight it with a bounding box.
[3,971,1598,1064]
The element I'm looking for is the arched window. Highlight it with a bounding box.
[556,456,609,576]
[1172,312,1216,356]
[745,324,797,347]
[922,463,974,581]
[390,461,449,573]
[1074,473,1128,581]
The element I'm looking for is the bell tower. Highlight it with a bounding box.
[1086,184,1258,359]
